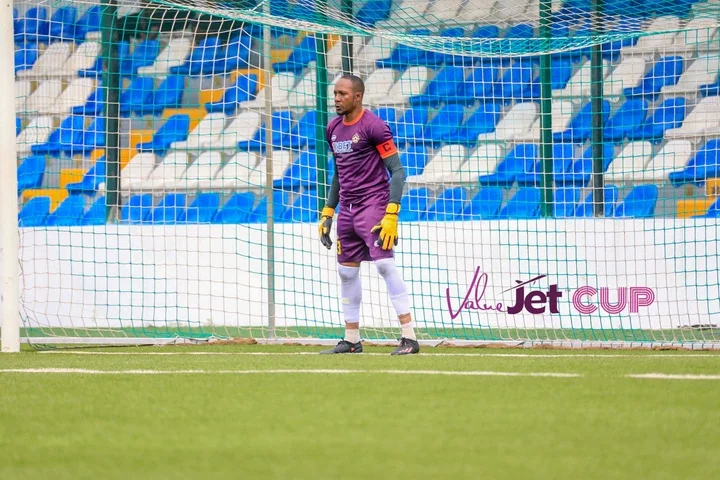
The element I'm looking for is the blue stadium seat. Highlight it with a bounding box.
[624,56,684,100]
[424,27,465,67]
[553,187,582,217]
[18,196,51,227]
[80,196,106,225]
[31,114,85,157]
[627,97,686,144]
[394,107,428,148]
[478,144,538,188]
[72,86,105,116]
[283,189,319,223]
[668,139,720,186]
[554,144,614,187]
[237,111,294,152]
[45,195,86,226]
[66,156,106,195]
[14,44,38,74]
[573,185,620,217]
[400,146,429,177]
[376,29,431,69]
[415,105,465,147]
[355,0,392,27]
[79,42,130,79]
[373,107,397,136]
[247,190,290,223]
[399,187,431,221]
[120,76,155,117]
[516,144,575,187]
[273,35,317,74]
[17,155,45,195]
[133,75,185,116]
[521,59,574,99]
[121,194,154,224]
[151,193,186,224]
[205,74,258,115]
[553,100,611,143]
[136,114,191,156]
[73,116,106,157]
[214,192,257,223]
[425,187,468,221]
[120,39,160,77]
[409,66,466,107]
[700,77,720,98]
[170,36,221,76]
[450,64,500,106]
[14,7,48,44]
[487,60,534,103]
[282,110,317,149]
[177,193,220,223]
[497,188,542,219]
[460,187,504,219]
[46,6,77,43]
[442,103,503,145]
[449,25,501,66]
[74,6,101,41]
[604,99,648,143]
[274,150,318,190]
[613,185,659,218]
[16,117,21,136]
[214,34,252,73]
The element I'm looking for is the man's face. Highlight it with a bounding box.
[333,78,361,116]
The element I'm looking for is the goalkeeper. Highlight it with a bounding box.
[318,74,419,356]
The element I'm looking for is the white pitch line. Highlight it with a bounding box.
[626,373,720,380]
[37,351,720,358]
[0,368,581,378]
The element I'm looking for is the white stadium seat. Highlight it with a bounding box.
[477,102,538,142]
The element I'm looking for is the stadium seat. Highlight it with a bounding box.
[666,18,718,56]
[120,153,157,191]
[442,103,503,145]
[214,34,253,74]
[354,36,396,74]
[662,56,719,96]
[17,155,45,195]
[71,116,106,157]
[177,193,221,224]
[624,56,684,100]
[553,187,582,218]
[398,187,432,221]
[555,59,610,100]
[414,104,465,147]
[282,110,318,149]
[450,64,500,106]
[170,112,227,152]
[441,143,505,183]
[14,44,38,74]
[21,79,64,114]
[375,28,431,69]
[605,141,654,183]
[151,193,187,224]
[137,37,194,76]
[362,68,399,105]
[45,195,86,226]
[371,66,430,106]
[633,139,692,182]
[79,42,130,79]
[478,144,538,188]
[521,59,574,99]
[497,188,542,219]
[514,100,575,143]
[74,6,101,41]
[355,0,392,27]
[461,187,504,219]
[283,189,319,223]
[240,73,295,110]
[604,56,647,100]
[170,36,221,76]
[374,107,398,135]
[16,116,54,155]
[204,74,259,115]
[604,99,649,143]
[407,145,467,184]
[136,114,191,156]
[121,194,154,224]
[553,100,611,143]
[573,185,620,217]
[120,39,160,77]
[613,185,659,218]
[409,66,466,107]
[554,144,615,187]
[622,16,681,57]
[247,190,291,223]
[18,196,51,227]
[55,41,101,77]
[202,111,262,150]
[516,144,576,187]
[486,60,534,103]
[72,86,105,116]
[133,75,185,116]
[208,152,261,190]
[274,150,318,190]
[477,102,538,142]
[14,7,48,44]
[119,76,155,117]
[694,197,720,218]
[400,146,429,177]
[80,196,107,225]
[139,152,189,190]
[394,107,429,148]
[273,35,317,74]
[237,111,294,152]
[666,97,720,139]
[627,97,686,143]
[668,139,720,186]
[66,157,106,195]
[423,1,464,28]
[326,36,365,73]
[31,114,85,156]
[47,77,96,116]
[425,187,468,221]
[172,151,223,190]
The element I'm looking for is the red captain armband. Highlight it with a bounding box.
[376,139,398,159]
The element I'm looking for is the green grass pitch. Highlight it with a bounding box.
[1,344,719,479]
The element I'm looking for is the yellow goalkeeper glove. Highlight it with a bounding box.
[371,203,400,250]
[318,206,335,250]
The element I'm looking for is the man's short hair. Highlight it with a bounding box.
[340,74,365,95]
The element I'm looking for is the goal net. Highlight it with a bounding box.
[4,0,720,348]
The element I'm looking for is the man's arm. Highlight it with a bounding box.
[324,173,340,209]
[383,152,405,206]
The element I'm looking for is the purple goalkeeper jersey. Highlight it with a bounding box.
[326,109,398,206]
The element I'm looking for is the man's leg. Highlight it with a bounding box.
[375,258,420,355]
[338,261,362,344]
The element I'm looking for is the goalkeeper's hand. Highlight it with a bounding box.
[371,203,400,250]
[318,206,335,250]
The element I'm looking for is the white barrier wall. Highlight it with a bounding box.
[1,220,719,332]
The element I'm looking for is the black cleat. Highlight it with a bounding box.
[319,340,363,354]
[391,337,420,355]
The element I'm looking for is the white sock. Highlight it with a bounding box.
[374,258,411,316]
[344,327,360,344]
[401,321,417,340]
[338,264,362,323]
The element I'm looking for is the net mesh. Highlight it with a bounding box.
[8,0,720,346]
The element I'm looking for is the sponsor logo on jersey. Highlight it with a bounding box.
[332,140,353,154]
